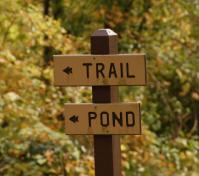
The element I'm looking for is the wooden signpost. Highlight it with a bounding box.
[53,29,147,176]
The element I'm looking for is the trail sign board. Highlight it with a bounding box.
[64,103,141,135]
[54,54,146,86]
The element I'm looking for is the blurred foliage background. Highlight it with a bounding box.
[0,0,198,175]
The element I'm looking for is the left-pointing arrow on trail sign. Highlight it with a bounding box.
[69,115,78,123]
[63,66,72,75]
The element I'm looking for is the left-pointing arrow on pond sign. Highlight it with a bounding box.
[63,66,72,75]
[69,115,79,123]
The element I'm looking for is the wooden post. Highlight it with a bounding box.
[91,29,121,176]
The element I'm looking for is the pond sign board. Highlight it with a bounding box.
[54,54,146,86]
[64,103,141,135]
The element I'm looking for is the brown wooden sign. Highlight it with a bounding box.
[64,103,141,135]
[54,54,146,86]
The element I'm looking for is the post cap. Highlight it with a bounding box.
[91,29,117,37]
